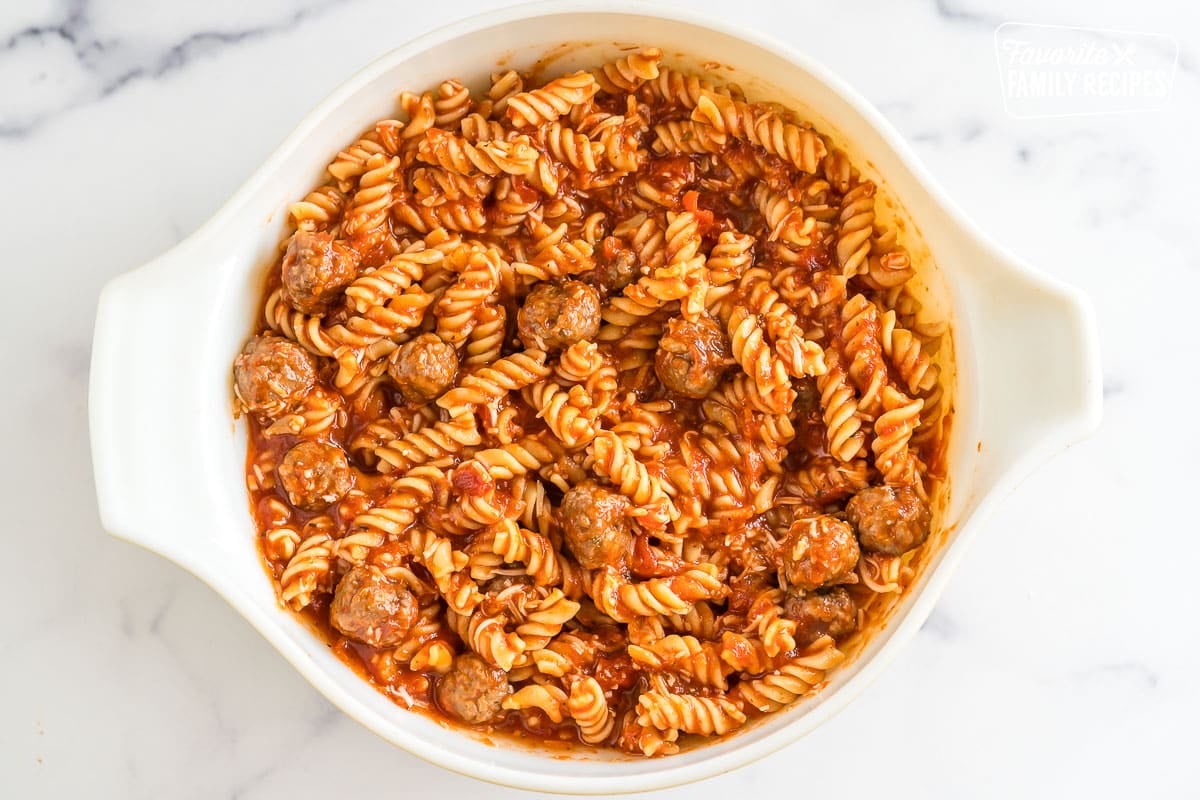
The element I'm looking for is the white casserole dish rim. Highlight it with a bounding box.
[89,1,1102,793]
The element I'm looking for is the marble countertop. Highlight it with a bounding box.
[3,0,1197,797]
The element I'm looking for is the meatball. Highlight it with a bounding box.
[779,515,860,592]
[281,230,359,314]
[277,440,353,510]
[560,482,634,570]
[654,314,729,398]
[846,485,931,556]
[387,333,458,403]
[233,335,316,419]
[591,242,639,291]
[516,281,600,351]
[783,587,857,646]
[435,653,511,724]
[330,565,419,647]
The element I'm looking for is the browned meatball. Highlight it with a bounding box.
[779,515,860,592]
[846,485,931,555]
[590,241,639,291]
[233,335,316,419]
[560,482,634,570]
[435,653,511,724]
[277,441,353,510]
[330,565,419,647]
[281,230,359,314]
[654,314,729,398]
[783,587,856,646]
[516,281,600,351]
[387,333,459,403]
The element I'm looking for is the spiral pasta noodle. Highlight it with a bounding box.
[728,306,796,414]
[503,682,570,723]
[237,53,950,758]
[693,92,826,173]
[594,48,664,94]
[327,132,388,186]
[628,634,730,690]
[288,185,346,232]
[734,637,845,713]
[836,183,877,276]
[568,676,615,744]
[434,248,501,344]
[817,355,867,462]
[872,386,924,485]
[449,609,525,671]
[841,293,888,417]
[481,520,564,587]
[636,691,746,736]
[436,349,549,413]
[506,72,600,129]
[344,248,441,312]
[342,153,399,243]
[588,431,676,527]
[374,416,482,474]
[279,532,333,611]
[591,564,727,622]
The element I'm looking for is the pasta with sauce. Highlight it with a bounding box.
[233,48,950,756]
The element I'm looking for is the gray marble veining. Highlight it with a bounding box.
[2,0,1197,797]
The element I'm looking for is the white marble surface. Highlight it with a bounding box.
[2,0,1198,796]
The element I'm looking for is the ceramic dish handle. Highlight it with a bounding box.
[89,240,216,565]
[970,259,1103,492]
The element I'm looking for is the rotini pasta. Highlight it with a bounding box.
[435,349,549,413]
[594,48,664,94]
[591,565,727,622]
[728,306,796,414]
[628,634,730,689]
[567,676,615,744]
[235,53,950,758]
[636,690,746,736]
[836,182,876,276]
[503,682,569,723]
[373,415,481,474]
[588,431,677,528]
[734,636,845,712]
[506,71,600,129]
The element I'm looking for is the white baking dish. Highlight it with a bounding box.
[88,2,1102,793]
